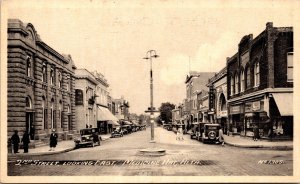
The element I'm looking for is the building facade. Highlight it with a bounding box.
[114,97,130,122]
[7,19,76,141]
[75,69,98,130]
[227,22,293,138]
[207,67,228,133]
[185,72,215,129]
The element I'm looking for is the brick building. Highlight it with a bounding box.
[227,22,293,138]
[7,19,76,142]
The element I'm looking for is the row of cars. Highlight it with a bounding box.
[111,124,146,138]
[74,124,147,148]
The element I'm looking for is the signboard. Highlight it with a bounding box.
[219,110,228,117]
[75,89,83,105]
[252,101,261,111]
[230,105,241,114]
[245,101,261,112]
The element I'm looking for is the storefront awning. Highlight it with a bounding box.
[123,121,132,125]
[272,93,293,116]
[97,106,120,123]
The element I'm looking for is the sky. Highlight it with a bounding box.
[3,0,298,114]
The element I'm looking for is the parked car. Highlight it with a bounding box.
[121,126,129,135]
[195,122,206,141]
[111,127,124,138]
[201,124,221,144]
[189,122,199,139]
[74,128,101,148]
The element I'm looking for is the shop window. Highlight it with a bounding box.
[287,52,293,82]
[240,70,244,92]
[235,73,239,94]
[254,62,260,87]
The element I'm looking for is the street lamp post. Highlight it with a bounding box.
[143,50,159,143]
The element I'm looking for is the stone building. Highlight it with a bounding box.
[227,22,293,138]
[7,19,76,142]
[75,69,98,130]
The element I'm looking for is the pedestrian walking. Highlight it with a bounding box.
[21,131,30,153]
[11,130,20,153]
[30,125,35,140]
[178,125,184,141]
[49,129,58,151]
[218,127,225,146]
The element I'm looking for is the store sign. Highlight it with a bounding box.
[219,110,228,117]
[230,105,240,114]
[252,101,261,111]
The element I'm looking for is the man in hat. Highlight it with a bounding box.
[49,129,58,151]
[11,130,20,153]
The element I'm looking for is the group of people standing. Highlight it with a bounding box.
[10,127,58,154]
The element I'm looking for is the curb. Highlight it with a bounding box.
[224,141,293,150]
[8,146,76,158]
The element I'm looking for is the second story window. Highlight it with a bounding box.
[26,56,31,77]
[235,73,239,94]
[42,62,47,83]
[254,62,260,87]
[246,66,251,89]
[287,52,293,82]
[230,76,234,96]
[240,70,244,92]
[50,67,54,85]
[58,72,62,88]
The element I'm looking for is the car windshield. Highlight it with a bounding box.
[80,129,95,135]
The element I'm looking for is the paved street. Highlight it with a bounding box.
[8,127,292,176]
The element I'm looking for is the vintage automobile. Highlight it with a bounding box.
[121,125,129,135]
[189,122,199,139]
[74,128,101,148]
[201,124,221,143]
[194,122,206,141]
[111,127,124,138]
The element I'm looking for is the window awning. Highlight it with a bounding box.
[97,106,120,124]
[272,93,293,116]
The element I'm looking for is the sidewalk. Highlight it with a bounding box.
[8,134,112,158]
[223,135,293,150]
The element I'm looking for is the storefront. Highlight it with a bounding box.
[97,106,120,134]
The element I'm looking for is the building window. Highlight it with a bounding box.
[235,73,239,94]
[51,99,54,129]
[50,67,54,85]
[254,62,260,87]
[26,56,31,77]
[240,70,245,92]
[58,72,62,88]
[230,76,234,96]
[66,75,69,91]
[246,66,251,89]
[287,52,293,82]
[42,62,47,83]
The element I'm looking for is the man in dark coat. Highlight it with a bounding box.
[22,131,30,153]
[11,130,20,153]
[49,129,58,151]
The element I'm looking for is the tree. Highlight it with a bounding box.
[158,102,176,124]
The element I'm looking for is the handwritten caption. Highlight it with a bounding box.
[15,159,215,167]
[257,160,285,164]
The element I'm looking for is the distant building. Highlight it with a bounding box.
[185,72,215,129]
[227,22,293,138]
[75,69,98,130]
[114,97,130,122]
[7,19,76,142]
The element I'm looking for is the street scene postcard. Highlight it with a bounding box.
[1,0,300,183]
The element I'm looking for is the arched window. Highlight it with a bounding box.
[219,93,227,112]
[26,96,32,109]
[246,66,251,89]
[254,62,260,87]
[50,66,54,85]
[58,72,62,88]
[26,56,31,77]
[230,76,234,96]
[240,70,244,92]
[235,73,239,94]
